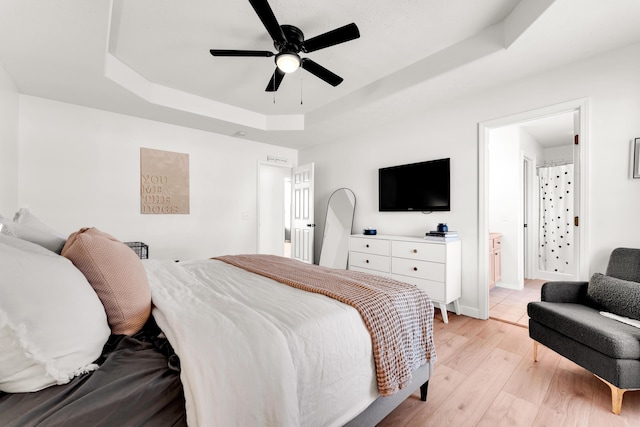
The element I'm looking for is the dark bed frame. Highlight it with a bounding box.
[344,362,431,426]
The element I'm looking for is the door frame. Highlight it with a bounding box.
[522,154,535,280]
[478,98,590,319]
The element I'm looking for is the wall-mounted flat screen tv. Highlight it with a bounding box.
[379,158,450,212]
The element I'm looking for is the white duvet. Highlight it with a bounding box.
[143,259,379,427]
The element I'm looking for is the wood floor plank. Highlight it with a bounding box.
[377,365,467,427]
[476,391,539,427]
[533,367,597,426]
[502,343,561,406]
[424,347,521,426]
[587,386,640,427]
[376,317,640,426]
[438,320,511,375]
[432,331,470,363]
[496,322,531,357]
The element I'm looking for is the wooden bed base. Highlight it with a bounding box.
[343,362,432,426]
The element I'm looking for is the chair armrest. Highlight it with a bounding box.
[540,281,589,303]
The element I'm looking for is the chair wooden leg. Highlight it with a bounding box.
[595,375,626,415]
[533,341,538,362]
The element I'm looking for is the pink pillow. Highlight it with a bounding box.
[61,228,151,335]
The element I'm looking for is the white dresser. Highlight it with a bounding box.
[348,234,461,323]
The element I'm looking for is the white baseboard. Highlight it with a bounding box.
[495,281,523,291]
[456,304,484,320]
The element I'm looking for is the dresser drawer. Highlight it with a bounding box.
[392,275,445,302]
[391,257,445,282]
[348,251,390,273]
[350,236,390,256]
[489,234,502,250]
[392,240,445,262]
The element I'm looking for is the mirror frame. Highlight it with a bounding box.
[318,188,356,269]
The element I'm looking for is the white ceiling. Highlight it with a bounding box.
[1,0,640,149]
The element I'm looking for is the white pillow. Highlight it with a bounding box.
[0,209,66,253]
[0,232,59,257]
[0,237,110,393]
[13,208,60,234]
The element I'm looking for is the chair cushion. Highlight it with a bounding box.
[527,301,640,359]
[587,273,640,321]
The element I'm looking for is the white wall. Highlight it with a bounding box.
[0,61,19,214]
[17,96,297,260]
[543,145,573,164]
[300,42,640,317]
[488,126,521,289]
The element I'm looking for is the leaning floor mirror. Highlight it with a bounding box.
[318,188,356,269]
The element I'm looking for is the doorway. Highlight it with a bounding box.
[257,162,315,263]
[478,99,589,320]
[257,162,291,257]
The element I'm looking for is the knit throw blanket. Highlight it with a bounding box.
[214,254,436,396]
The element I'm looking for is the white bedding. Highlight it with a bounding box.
[144,258,379,427]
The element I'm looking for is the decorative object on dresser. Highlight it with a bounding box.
[425,230,459,242]
[349,234,462,323]
[489,233,502,288]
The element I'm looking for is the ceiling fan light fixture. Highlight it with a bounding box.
[276,52,300,73]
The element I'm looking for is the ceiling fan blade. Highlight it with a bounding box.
[265,67,286,92]
[302,23,360,53]
[248,0,286,44]
[300,58,343,86]
[210,49,274,57]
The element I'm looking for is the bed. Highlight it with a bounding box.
[0,215,436,427]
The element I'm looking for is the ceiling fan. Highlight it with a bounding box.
[209,0,360,92]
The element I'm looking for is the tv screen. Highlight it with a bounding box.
[378,158,450,212]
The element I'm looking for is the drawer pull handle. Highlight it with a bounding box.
[412,249,418,253]
[365,260,370,263]
[413,267,418,271]
[366,244,370,248]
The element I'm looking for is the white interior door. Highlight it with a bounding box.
[291,163,314,264]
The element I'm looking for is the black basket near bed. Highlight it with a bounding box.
[124,242,148,259]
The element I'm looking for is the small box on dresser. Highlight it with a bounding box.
[349,234,461,323]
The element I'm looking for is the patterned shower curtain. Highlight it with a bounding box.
[538,164,574,273]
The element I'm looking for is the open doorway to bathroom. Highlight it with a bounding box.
[478,99,589,322]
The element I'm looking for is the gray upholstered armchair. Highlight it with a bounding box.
[528,248,640,414]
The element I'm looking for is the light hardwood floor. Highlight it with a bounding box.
[376,313,640,426]
[489,279,545,327]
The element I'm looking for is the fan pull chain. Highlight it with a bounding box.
[300,76,303,105]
